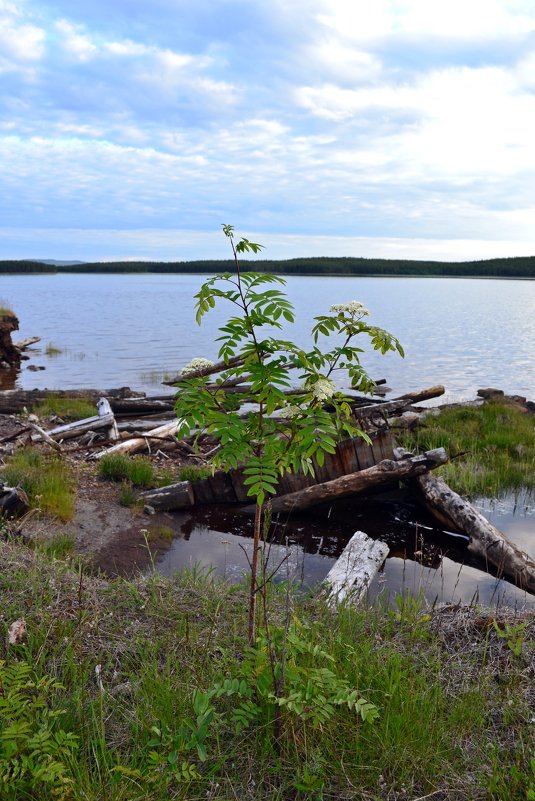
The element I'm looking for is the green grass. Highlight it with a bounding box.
[0,539,532,801]
[177,463,213,482]
[398,401,535,497]
[98,454,155,487]
[1,448,76,521]
[31,396,97,421]
[0,298,14,317]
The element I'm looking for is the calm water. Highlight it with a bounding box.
[3,273,535,400]
[2,272,535,606]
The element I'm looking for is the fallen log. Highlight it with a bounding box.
[108,397,176,416]
[163,354,246,385]
[353,385,445,420]
[91,419,181,459]
[0,387,143,415]
[414,473,535,596]
[138,481,195,510]
[323,530,389,606]
[30,398,118,443]
[242,448,448,514]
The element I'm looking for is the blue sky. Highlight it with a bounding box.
[1,0,535,261]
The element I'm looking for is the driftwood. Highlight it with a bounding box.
[138,481,195,510]
[13,336,41,352]
[353,385,445,420]
[107,397,176,416]
[414,473,535,596]
[163,354,246,385]
[92,419,181,459]
[0,387,142,415]
[242,448,448,514]
[323,530,389,606]
[30,398,118,444]
[29,422,63,452]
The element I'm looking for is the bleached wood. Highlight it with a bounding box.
[92,420,181,459]
[31,412,116,443]
[323,530,389,606]
[415,473,535,596]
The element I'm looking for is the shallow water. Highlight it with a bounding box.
[155,490,535,609]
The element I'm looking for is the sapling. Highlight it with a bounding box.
[174,224,404,644]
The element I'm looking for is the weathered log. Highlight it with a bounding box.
[0,484,30,519]
[242,448,448,514]
[91,420,181,459]
[323,531,389,606]
[163,354,246,385]
[29,422,63,452]
[0,387,143,415]
[414,474,535,595]
[31,406,118,442]
[108,397,176,416]
[353,385,445,420]
[13,336,41,351]
[138,481,195,510]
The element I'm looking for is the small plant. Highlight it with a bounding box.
[0,299,14,317]
[38,532,76,559]
[44,343,63,357]
[118,480,137,507]
[98,454,155,487]
[1,448,76,521]
[177,464,213,483]
[492,618,529,658]
[0,660,78,800]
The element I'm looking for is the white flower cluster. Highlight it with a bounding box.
[283,404,302,419]
[181,356,215,376]
[311,377,337,402]
[330,301,369,318]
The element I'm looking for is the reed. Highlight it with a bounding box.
[1,448,76,521]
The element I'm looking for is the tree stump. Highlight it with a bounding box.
[0,312,21,369]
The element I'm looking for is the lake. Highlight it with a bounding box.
[3,272,535,400]
[2,272,535,607]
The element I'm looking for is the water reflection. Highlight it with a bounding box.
[155,490,535,609]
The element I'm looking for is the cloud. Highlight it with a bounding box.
[1,0,535,259]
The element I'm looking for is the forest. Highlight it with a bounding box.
[1,254,535,276]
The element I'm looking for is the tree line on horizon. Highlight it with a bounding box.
[1,255,535,277]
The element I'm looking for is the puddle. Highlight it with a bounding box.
[154,490,535,609]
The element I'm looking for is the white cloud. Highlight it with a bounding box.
[54,19,97,61]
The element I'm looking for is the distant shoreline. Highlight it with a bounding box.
[1,254,535,278]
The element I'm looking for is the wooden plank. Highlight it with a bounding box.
[323,531,389,606]
[354,437,375,470]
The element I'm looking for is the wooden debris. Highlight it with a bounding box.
[0,387,142,415]
[323,530,389,606]
[353,385,445,421]
[30,397,117,444]
[138,481,195,510]
[242,447,448,514]
[13,336,41,351]
[414,473,535,596]
[91,419,181,459]
[163,354,246,385]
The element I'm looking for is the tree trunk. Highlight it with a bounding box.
[414,473,535,596]
[0,387,142,414]
[91,420,180,459]
[242,448,448,514]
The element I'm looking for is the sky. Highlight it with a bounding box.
[1,0,535,262]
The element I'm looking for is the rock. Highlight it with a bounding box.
[143,505,156,515]
[477,388,505,399]
[0,485,30,519]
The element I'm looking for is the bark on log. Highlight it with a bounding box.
[242,448,448,514]
[353,385,445,420]
[323,530,389,606]
[138,481,195,510]
[414,473,535,596]
[0,388,143,414]
[108,397,176,416]
[31,411,116,443]
[91,420,181,459]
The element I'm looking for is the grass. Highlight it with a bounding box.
[177,463,213,482]
[44,342,63,356]
[1,448,76,521]
[98,454,155,487]
[30,396,97,421]
[398,400,535,498]
[0,299,14,317]
[0,538,532,800]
